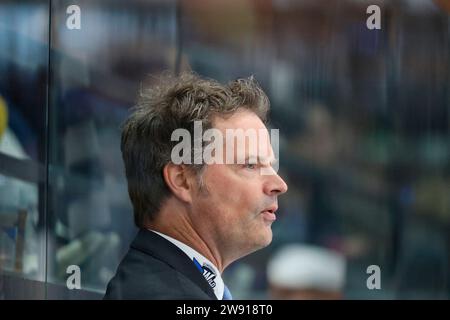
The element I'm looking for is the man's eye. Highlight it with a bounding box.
[244,163,257,170]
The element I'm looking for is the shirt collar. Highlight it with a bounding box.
[149,229,225,300]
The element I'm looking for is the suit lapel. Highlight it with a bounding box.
[130,229,218,300]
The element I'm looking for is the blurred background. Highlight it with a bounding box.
[0,0,449,299]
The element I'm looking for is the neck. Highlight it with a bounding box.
[146,200,226,273]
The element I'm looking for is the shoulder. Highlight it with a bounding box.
[103,247,210,300]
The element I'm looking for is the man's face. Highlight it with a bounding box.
[189,109,288,262]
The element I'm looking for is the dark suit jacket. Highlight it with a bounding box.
[104,229,217,300]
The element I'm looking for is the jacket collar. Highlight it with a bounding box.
[130,228,217,300]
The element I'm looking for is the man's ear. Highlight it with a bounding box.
[162,163,193,203]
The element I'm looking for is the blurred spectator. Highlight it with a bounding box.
[267,244,346,299]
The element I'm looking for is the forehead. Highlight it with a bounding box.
[212,109,276,162]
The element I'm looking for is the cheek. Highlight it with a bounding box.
[204,166,263,213]
[204,166,238,198]
[217,180,255,210]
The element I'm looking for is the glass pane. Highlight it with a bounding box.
[179,0,450,299]
[1,0,448,300]
[46,0,178,296]
[0,0,49,299]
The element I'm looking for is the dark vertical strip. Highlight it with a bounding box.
[44,0,53,300]
[175,0,182,75]
[446,16,450,295]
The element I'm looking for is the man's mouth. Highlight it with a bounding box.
[260,205,278,221]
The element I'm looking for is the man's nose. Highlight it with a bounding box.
[264,172,288,196]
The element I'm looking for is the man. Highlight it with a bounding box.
[104,72,288,300]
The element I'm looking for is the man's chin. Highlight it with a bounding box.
[239,227,273,256]
[258,228,273,248]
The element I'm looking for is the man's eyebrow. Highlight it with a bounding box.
[245,155,278,165]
